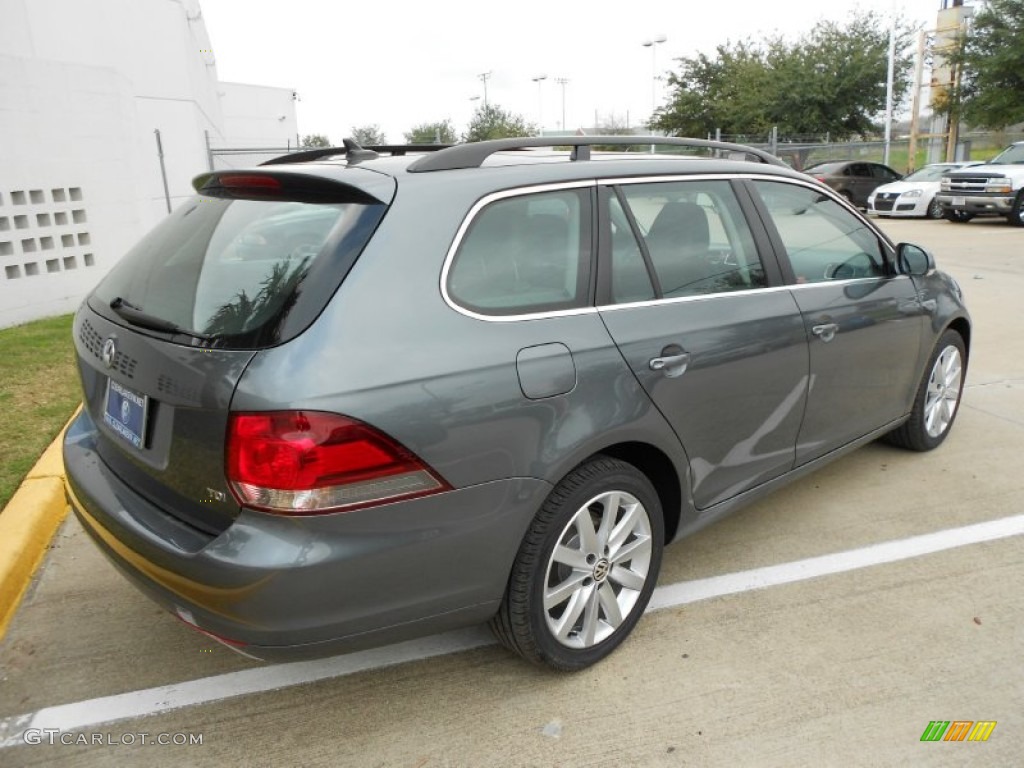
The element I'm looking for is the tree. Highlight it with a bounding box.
[350,125,386,145]
[950,0,1024,129]
[463,104,535,143]
[591,112,637,151]
[404,119,457,144]
[301,134,331,148]
[652,12,914,141]
[593,112,633,135]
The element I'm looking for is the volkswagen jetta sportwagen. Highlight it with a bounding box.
[64,137,970,670]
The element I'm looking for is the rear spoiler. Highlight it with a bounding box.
[191,169,394,205]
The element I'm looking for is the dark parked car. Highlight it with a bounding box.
[804,160,903,208]
[64,136,970,671]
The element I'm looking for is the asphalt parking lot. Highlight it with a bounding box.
[1,216,1022,767]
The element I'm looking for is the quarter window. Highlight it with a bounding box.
[447,188,591,315]
[612,180,766,300]
[752,181,887,284]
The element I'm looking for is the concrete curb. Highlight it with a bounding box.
[0,411,76,639]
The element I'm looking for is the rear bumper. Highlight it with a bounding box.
[935,193,1016,215]
[64,409,551,661]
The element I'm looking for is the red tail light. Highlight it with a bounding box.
[226,411,451,515]
[216,174,283,192]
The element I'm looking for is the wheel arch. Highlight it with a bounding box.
[946,316,971,363]
[589,441,683,543]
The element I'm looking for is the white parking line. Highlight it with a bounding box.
[2,513,1023,749]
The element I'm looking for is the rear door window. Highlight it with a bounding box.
[871,164,899,181]
[611,179,766,299]
[447,187,593,316]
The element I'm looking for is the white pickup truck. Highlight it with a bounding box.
[936,141,1024,226]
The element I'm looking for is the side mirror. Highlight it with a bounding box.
[897,243,935,277]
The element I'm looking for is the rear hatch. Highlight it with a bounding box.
[73,167,394,533]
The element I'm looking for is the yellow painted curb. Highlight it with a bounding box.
[0,409,78,639]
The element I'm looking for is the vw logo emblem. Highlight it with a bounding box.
[101,338,117,369]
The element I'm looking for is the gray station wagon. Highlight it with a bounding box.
[64,136,970,670]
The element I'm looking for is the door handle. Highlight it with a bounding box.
[649,351,690,378]
[811,323,839,342]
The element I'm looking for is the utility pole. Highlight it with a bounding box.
[478,71,492,106]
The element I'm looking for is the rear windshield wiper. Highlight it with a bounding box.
[110,297,211,341]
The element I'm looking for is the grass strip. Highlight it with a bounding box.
[0,314,80,510]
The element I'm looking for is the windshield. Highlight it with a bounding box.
[990,144,1024,164]
[903,165,963,182]
[92,194,385,348]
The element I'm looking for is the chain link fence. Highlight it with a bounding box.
[714,130,1024,172]
[207,130,1024,174]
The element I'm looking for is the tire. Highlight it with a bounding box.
[1007,192,1024,227]
[926,197,943,219]
[944,209,974,223]
[839,189,854,205]
[883,329,966,452]
[490,455,664,670]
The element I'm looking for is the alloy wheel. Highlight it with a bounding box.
[924,346,962,438]
[543,490,653,649]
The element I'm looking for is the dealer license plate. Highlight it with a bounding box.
[103,379,149,448]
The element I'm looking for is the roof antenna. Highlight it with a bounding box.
[343,138,379,165]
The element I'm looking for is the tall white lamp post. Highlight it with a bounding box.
[642,35,668,125]
[532,74,547,136]
[555,77,569,131]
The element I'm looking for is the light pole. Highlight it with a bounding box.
[478,71,492,106]
[642,35,667,123]
[555,77,569,131]
[532,74,547,136]
[882,8,896,166]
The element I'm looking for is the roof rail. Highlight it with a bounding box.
[406,136,786,172]
[261,139,452,167]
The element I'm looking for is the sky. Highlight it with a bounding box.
[199,0,948,145]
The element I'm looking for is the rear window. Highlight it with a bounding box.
[91,191,385,348]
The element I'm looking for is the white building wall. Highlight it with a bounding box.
[0,55,140,326]
[0,0,297,328]
[220,82,299,149]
